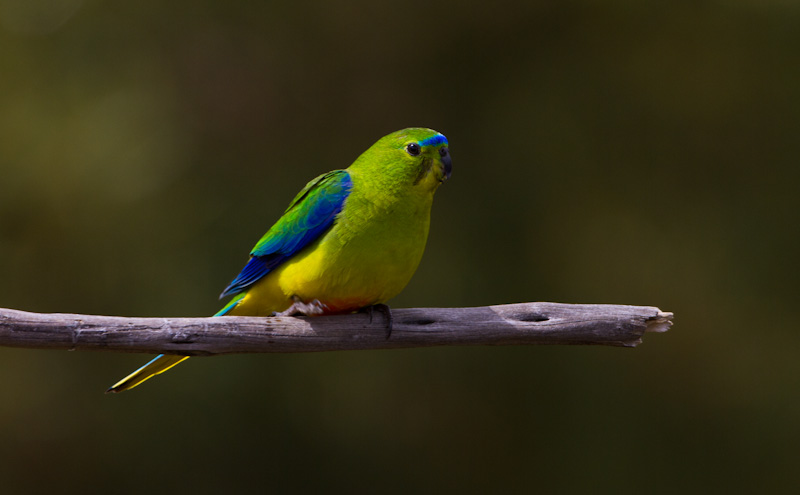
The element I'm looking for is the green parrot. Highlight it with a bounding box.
[107,127,451,393]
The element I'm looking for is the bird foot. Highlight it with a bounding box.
[360,304,393,339]
[274,298,329,317]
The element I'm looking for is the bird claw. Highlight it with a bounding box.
[361,304,393,339]
[275,298,329,317]
[276,300,393,339]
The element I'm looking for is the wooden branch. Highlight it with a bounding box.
[0,303,671,356]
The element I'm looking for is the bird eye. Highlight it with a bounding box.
[405,142,421,156]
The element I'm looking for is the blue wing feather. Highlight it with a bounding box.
[219,170,352,298]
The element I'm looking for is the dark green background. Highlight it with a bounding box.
[1,1,798,493]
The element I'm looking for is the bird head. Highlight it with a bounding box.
[349,128,451,195]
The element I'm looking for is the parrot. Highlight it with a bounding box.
[106,127,451,393]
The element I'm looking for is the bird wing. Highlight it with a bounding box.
[219,170,353,298]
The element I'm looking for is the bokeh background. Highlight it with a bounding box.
[1,0,798,493]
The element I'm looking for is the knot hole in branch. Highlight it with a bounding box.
[401,318,437,326]
[515,313,550,322]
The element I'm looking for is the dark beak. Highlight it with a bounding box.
[439,147,452,181]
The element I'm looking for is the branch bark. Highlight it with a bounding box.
[0,303,671,356]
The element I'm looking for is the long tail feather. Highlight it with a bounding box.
[107,291,244,393]
[214,292,245,316]
[106,354,190,394]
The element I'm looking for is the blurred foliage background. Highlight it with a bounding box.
[1,0,798,493]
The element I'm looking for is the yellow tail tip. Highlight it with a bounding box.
[105,354,190,394]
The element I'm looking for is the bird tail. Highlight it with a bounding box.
[105,354,190,394]
[106,295,245,393]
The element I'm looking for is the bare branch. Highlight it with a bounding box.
[0,303,671,356]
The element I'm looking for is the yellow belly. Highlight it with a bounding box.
[225,198,431,316]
